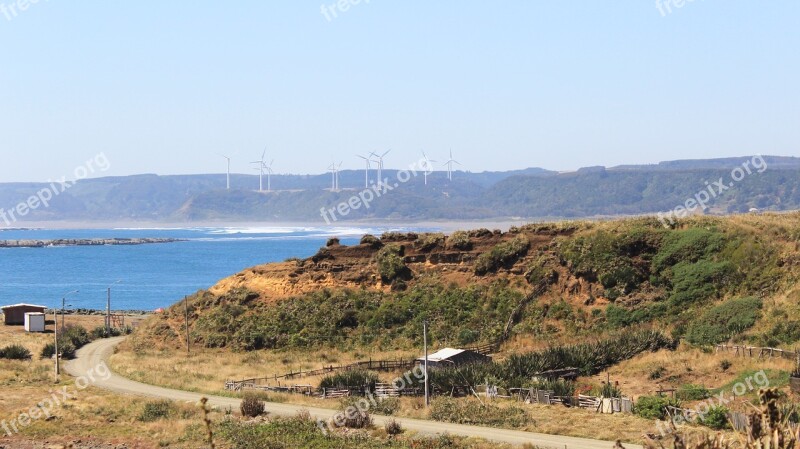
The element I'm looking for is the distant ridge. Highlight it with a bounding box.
[1,156,799,223]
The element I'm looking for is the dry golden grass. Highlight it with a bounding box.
[111,341,418,394]
[592,344,794,400]
[0,319,208,448]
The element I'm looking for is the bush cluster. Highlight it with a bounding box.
[446,231,472,250]
[240,394,266,417]
[634,395,681,420]
[319,370,378,391]
[415,233,445,251]
[474,236,530,275]
[0,344,32,360]
[375,244,411,284]
[430,397,530,428]
[685,297,762,345]
[138,400,174,422]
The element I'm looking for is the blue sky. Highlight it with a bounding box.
[0,1,798,181]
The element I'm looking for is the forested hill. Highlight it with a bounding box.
[1,156,799,223]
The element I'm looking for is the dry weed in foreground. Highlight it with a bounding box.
[641,389,799,449]
[199,397,216,449]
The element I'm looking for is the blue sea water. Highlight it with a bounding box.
[0,226,429,311]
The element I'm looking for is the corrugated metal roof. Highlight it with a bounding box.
[416,347,465,362]
[1,303,48,310]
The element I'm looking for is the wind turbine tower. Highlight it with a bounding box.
[250,148,267,192]
[422,151,437,185]
[357,154,372,188]
[443,149,461,181]
[263,159,274,192]
[370,150,391,188]
[328,162,339,191]
[218,154,231,189]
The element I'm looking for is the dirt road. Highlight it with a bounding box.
[66,337,641,449]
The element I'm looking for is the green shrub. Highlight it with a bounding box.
[677,384,709,401]
[41,340,78,360]
[90,326,124,339]
[635,395,680,420]
[138,400,174,422]
[558,227,660,292]
[375,244,411,284]
[761,320,800,346]
[526,263,558,287]
[416,233,445,251]
[593,381,623,398]
[667,260,735,308]
[702,405,730,430]
[447,231,472,250]
[652,228,727,275]
[686,297,762,345]
[360,234,382,247]
[0,344,32,360]
[430,397,530,428]
[319,370,378,391]
[606,303,667,329]
[526,379,576,397]
[475,236,530,275]
[240,394,266,417]
[62,324,92,349]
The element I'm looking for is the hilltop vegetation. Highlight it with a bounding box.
[132,213,800,355]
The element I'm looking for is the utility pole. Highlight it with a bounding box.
[61,297,66,335]
[60,290,78,335]
[184,296,190,354]
[106,287,111,333]
[53,308,59,381]
[423,320,429,407]
[107,280,121,333]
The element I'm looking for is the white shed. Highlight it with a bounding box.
[24,312,45,333]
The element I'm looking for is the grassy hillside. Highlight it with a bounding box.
[132,213,800,354]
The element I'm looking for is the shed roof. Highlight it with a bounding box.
[417,348,468,363]
[1,303,48,310]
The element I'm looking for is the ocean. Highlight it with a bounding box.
[0,226,429,311]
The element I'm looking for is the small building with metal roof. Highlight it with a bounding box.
[416,347,492,369]
[2,304,48,325]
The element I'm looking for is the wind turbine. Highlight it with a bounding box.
[250,148,267,192]
[357,154,372,188]
[328,162,337,192]
[218,154,231,190]
[443,149,461,181]
[370,150,391,188]
[335,161,343,190]
[263,159,275,192]
[421,151,437,185]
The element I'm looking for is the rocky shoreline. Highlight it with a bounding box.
[0,238,184,248]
